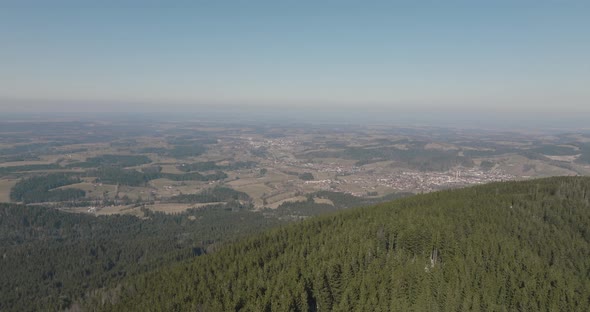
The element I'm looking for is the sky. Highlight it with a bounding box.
[0,0,589,117]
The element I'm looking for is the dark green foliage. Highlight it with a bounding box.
[90,167,151,186]
[480,160,495,170]
[0,203,283,312]
[0,142,61,157]
[10,173,85,203]
[576,143,590,164]
[0,164,61,177]
[227,161,257,170]
[314,190,409,209]
[167,145,207,158]
[529,145,578,156]
[464,144,578,163]
[177,161,219,172]
[140,165,162,174]
[66,154,152,168]
[271,191,411,219]
[86,168,227,186]
[273,200,335,217]
[298,172,315,181]
[251,146,269,158]
[106,177,590,311]
[0,155,41,162]
[462,146,515,157]
[519,150,550,161]
[169,186,251,203]
[136,147,169,154]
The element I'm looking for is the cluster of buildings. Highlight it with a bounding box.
[366,168,515,193]
[244,135,518,195]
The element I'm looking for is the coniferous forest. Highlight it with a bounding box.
[1,176,590,311]
[0,203,282,311]
[102,177,590,311]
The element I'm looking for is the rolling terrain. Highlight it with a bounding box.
[2,118,590,311]
[2,119,590,218]
[100,177,590,311]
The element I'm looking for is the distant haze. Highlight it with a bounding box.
[0,1,589,116]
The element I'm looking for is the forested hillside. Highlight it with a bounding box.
[0,203,282,311]
[103,177,590,311]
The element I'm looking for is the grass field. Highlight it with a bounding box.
[148,178,209,198]
[58,182,117,198]
[59,205,141,216]
[144,202,222,214]
[313,197,334,206]
[0,179,17,202]
[266,196,307,209]
[96,205,144,217]
[0,160,55,167]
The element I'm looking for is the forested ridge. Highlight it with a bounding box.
[102,177,590,311]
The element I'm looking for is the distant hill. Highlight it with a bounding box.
[102,177,590,311]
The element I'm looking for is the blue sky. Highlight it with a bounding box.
[0,1,589,114]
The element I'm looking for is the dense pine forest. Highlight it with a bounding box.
[0,203,283,311]
[99,177,590,311]
[2,177,590,311]
[0,184,409,311]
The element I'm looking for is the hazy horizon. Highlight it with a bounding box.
[2,107,590,133]
[1,1,589,116]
